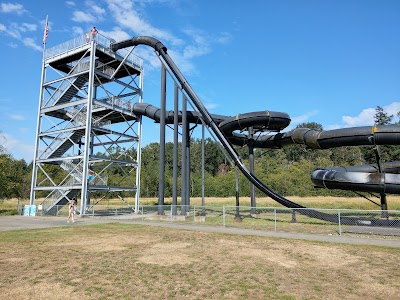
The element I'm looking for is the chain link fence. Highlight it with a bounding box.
[31,204,400,238]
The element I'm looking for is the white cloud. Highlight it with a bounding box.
[1,21,39,38]
[100,27,130,42]
[290,110,319,125]
[134,46,162,72]
[182,44,210,59]
[342,102,400,127]
[217,32,233,44]
[72,26,84,36]
[65,1,76,7]
[183,28,207,45]
[0,20,46,51]
[383,102,400,119]
[167,48,196,75]
[22,37,42,51]
[0,2,25,15]
[2,132,34,162]
[105,0,183,46]
[204,102,219,110]
[1,22,21,39]
[181,28,210,59]
[342,108,375,127]
[72,10,96,23]
[85,0,106,15]
[8,114,25,121]
[101,0,231,77]
[21,23,37,32]
[324,124,341,130]
[7,42,17,48]
[282,110,319,131]
[93,5,106,15]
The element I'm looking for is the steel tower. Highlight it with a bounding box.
[29,33,143,215]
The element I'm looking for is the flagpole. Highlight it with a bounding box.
[42,15,48,61]
[31,14,48,205]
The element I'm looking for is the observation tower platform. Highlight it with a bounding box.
[29,33,144,215]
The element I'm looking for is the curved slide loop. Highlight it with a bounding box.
[218,111,290,136]
[132,103,290,147]
[311,161,400,194]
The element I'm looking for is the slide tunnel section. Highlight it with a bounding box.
[222,120,400,195]
[258,126,400,195]
[311,162,400,194]
[132,103,400,195]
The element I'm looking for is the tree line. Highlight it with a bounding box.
[1,106,398,199]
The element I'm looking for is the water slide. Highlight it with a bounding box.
[112,36,400,224]
[132,104,400,195]
[227,125,400,194]
[311,162,400,194]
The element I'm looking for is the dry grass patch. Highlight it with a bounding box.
[1,223,399,300]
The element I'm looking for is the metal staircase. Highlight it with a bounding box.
[45,129,86,159]
[51,74,88,106]
[40,183,79,215]
[30,33,143,215]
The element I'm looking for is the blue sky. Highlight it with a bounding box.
[0,0,399,162]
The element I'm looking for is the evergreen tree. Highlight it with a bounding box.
[374,106,393,125]
[362,106,397,164]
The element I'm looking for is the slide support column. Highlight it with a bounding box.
[249,127,256,214]
[172,83,179,215]
[158,64,166,215]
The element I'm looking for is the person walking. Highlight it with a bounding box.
[67,197,76,223]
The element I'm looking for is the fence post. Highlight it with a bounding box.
[338,210,342,236]
[291,209,297,223]
[193,206,196,223]
[141,205,144,221]
[274,208,277,232]
[170,206,173,223]
[223,206,226,227]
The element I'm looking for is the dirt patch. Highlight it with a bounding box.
[2,281,91,300]
[138,242,199,266]
[215,238,361,269]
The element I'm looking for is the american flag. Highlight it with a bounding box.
[42,16,48,44]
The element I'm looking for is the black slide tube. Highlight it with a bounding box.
[112,36,400,225]
[112,36,309,210]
